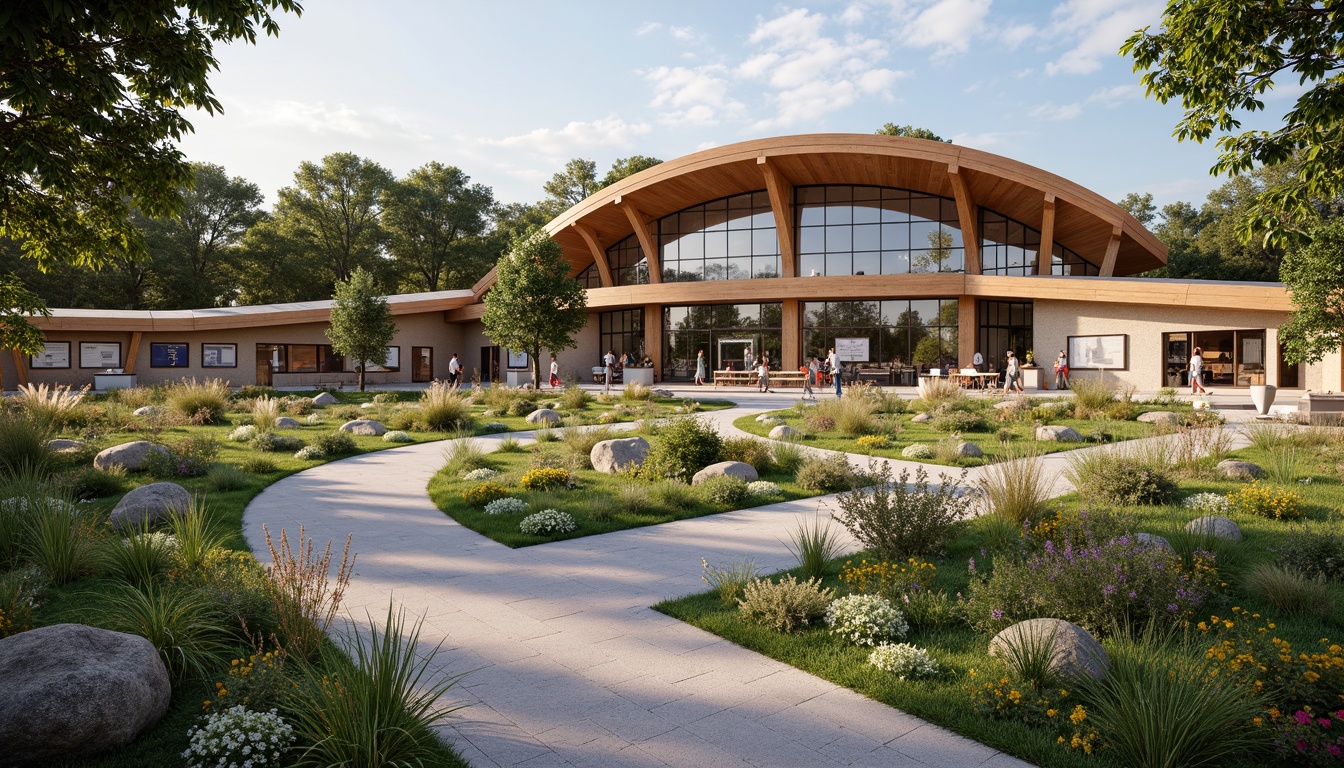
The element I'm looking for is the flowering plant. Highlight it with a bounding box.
[824,594,908,646]
[868,642,938,679]
[967,671,1097,753]
[746,480,783,498]
[462,467,499,482]
[520,467,571,491]
[1228,481,1303,520]
[462,481,509,507]
[519,509,577,536]
[856,435,890,450]
[1274,707,1344,764]
[901,443,935,460]
[183,706,294,768]
[383,430,413,443]
[294,445,325,461]
[1182,492,1231,515]
[227,425,258,442]
[483,497,527,516]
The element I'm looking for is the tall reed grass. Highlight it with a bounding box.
[783,514,847,580]
[0,412,53,478]
[15,383,88,429]
[164,378,231,424]
[420,381,471,431]
[976,447,1052,525]
[263,525,355,661]
[104,582,234,682]
[251,396,281,430]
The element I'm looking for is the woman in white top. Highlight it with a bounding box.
[1003,351,1023,393]
[548,354,560,388]
[694,350,706,385]
[1189,346,1208,394]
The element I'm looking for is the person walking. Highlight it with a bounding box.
[602,350,615,395]
[828,347,843,397]
[1189,346,1209,395]
[447,353,461,386]
[1003,350,1024,394]
[1053,350,1069,390]
[694,350,707,386]
[549,354,561,389]
[757,355,772,392]
[743,346,753,372]
[803,356,817,400]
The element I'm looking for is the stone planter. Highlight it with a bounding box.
[1249,384,1276,416]
[623,367,655,386]
[1021,367,1045,391]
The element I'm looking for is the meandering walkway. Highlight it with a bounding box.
[242,394,1253,768]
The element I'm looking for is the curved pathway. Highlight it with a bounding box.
[243,395,1251,768]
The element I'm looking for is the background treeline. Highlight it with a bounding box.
[0,154,660,310]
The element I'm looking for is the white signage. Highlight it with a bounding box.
[834,337,870,362]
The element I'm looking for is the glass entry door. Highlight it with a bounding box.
[717,338,755,371]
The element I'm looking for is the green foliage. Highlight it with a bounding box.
[993,622,1061,692]
[977,448,1051,525]
[190,548,277,636]
[698,476,749,507]
[441,438,491,477]
[640,416,722,482]
[104,582,234,682]
[312,431,357,456]
[239,456,278,475]
[1272,521,1344,581]
[481,230,588,387]
[651,479,697,509]
[795,453,855,492]
[1066,452,1177,506]
[561,384,592,410]
[1244,563,1335,617]
[383,162,496,292]
[1280,218,1344,363]
[144,434,220,478]
[164,378,231,424]
[168,504,228,574]
[833,463,970,558]
[784,515,846,581]
[462,482,509,507]
[104,528,177,591]
[736,575,834,633]
[875,124,949,142]
[507,398,536,417]
[771,440,805,475]
[600,155,663,187]
[1068,377,1116,415]
[327,267,397,392]
[420,381,472,431]
[0,411,53,478]
[719,436,774,473]
[22,494,103,585]
[701,557,760,606]
[928,404,984,433]
[205,463,252,492]
[815,394,879,436]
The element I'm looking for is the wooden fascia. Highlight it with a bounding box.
[1100,225,1122,277]
[947,164,981,274]
[1036,194,1056,276]
[758,156,797,278]
[10,349,28,387]
[616,198,662,284]
[572,223,614,287]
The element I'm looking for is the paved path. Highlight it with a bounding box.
[243,394,1256,768]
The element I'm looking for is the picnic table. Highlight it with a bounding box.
[713,370,808,388]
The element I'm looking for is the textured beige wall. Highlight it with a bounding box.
[454,315,600,386]
[1033,299,1314,390]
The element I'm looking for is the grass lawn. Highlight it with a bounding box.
[657,440,1344,768]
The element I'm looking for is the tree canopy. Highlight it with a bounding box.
[0,0,302,269]
[875,124,950,143]
[601,155,663,187]
[326,267,396,392]
[1278,218,1344,365]
[383,162,495,293]
[481,230,588,387]
[1122,1,1344,245]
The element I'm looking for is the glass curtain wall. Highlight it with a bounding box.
[604,236,649,286]
[575,262,602,289]
[662,303,782,381]
[977,301,1034,373]
[980,210,1098,276]
[599,310,644,364]
[803,299,959,371]
[1162,330,1266,388]
[660,191,780,282]
[796,186,964,276]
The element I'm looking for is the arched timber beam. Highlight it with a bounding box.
[947,164,980,275]
[1035,194,1056,276]
[758,156,797,278]
[616,198,662,284]
[1100,225,1123,277]
[571,223,614,287]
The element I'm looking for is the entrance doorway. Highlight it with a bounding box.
[411,347,432,383]
[717,338,756,372]
[480,346,500,384]
[256,344,283,386]
[1162,330,1266,388]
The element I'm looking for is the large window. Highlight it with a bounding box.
[978,301,1034,372]
[599,309,644,364]
[1163,330,1265,388]
[662,303,782,380]
[980,210,1098,276]
[575,262,602,288]
[255,344,344,373]
[604,235,649,286]
[660,191,780,282]
[803,299,958,371]
[797,186,964,277]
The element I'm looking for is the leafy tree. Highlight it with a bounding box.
[229,218,316,304]
[326,267,396,392]
[541,158,601,217]
[383,163,495,292]
[601,155,662,187]
[482,230,588,388]
[1117,193,1157,229]
[273,153,395,290]
[1122,2,1344,245]
[1277,218,1344,364]
[875,124,950,142]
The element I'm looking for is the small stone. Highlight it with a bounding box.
[755,413,777,423]
[339,419,386,436]
[653,389,675,398]
[1185,515,1243,542]
[109,482,192,530]
[312,392,339,406]
[273,416,302,429]
[590,437,650,474]
[1035,425,1083,442]
[993,400,1019,410]
[46,439,85,454]
[692,461,759,486]
[0,624,171,763]
[1133,532,1174,552]
[911,412,931,423]
[769,425,800,440]
[956,441,983,458]
[132,405,164,417]
[1218,459,1266,480]
[989,618,1109,680]
[93,441,168,472]
[360,402,375,409]
[526,408,561,425]
[1137,411,1180,427]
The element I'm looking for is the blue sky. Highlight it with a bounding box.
[178,0,1282,214]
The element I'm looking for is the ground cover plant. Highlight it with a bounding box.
[4,383,715,766]
[659,427,1344,768]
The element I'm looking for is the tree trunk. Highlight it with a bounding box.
[358,361,366,392]
[530,346,542,391]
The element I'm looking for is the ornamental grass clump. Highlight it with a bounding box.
[824,593,908,646]
[1228,480,1303,520]
[14,382,87,430]
[263,525,354,662]
[0,412,53,479]
[183,706,295,768]
[701,557,760,606]
[915,376,964,410]
[771,440,805,474]
[519,509,577,536]
[252,396,281,431]
[419,381,472,431]
[833,463,971,559]
[719,436,774,473]
[784,514,847,580]
[442,439,491,477]
[976,448,1051,525]
[561,384,592,410]
[1244,563,1335,617]
[164,378,231,424]
[868,643,938,679]
[103,527,177,591]
[22,492,102,585]
[1065,450,1177,506]
[737,575,834,632]
[105,582,234,682]
[815,393,879,436]
[1068,376,1117,416]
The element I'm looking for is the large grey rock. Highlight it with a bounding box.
[110,482,192,530]
[989,618,1109,680]
[46,439,85,454]
[1218,459,1266,480]
[1035,425,1083,442]
[526,408,561,425]
[312,392,339,406]
[590,437,650,474]
[692,461,759,486]
[1186,515,1244,542]
[339,419,386,436]
[1137,411,1181,427]
[0,624,170,762]
[993,400,1020,410]
[273,416,302,429]
[911,412,931,423]
[93,441,168,472]
[132,405,164,417]
[769,425,800,440]
[1133,532,1174,552]
[956,441,984,458]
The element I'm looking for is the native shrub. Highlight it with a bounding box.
[868,643,938,679]
[640,417,722,482]
[824,594,908,646]
[736,575,834,633]
[519,509,576,536]
[795,453,855,492]
[833,463,970,558]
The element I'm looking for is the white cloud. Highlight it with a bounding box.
[951,130,1031,149]
[839,3,866,25]
[635,22,661,36]
[645,64,744,125]
[486,117,652,156]
[669,25,701,42]
[1045,0,1162,76]
[898,0,993,57]
[738,8,905,129]
[1000,22,1036,49]
[241,100,431,142]
[1028,84,1141,122]
[1029,102,1083,121]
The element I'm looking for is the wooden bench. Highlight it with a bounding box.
[713,370,808,388]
